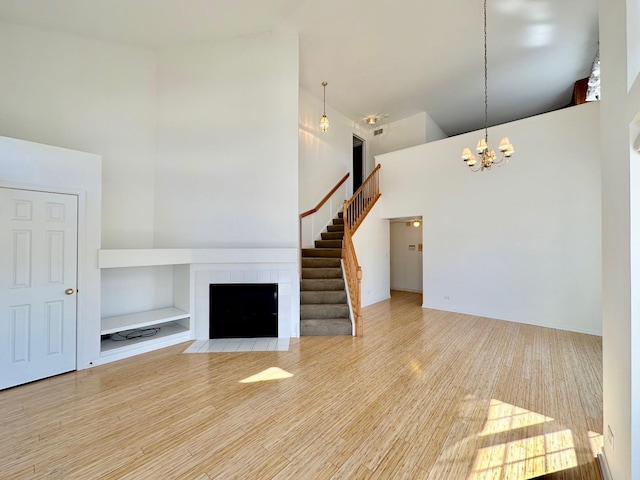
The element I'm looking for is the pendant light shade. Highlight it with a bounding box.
[320,114,330,132]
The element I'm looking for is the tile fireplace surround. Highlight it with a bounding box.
[192,251,299,339]
[190,249,300,339]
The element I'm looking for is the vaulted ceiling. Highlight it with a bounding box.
[0,0,598,136]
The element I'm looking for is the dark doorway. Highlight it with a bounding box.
[353,135,364,192]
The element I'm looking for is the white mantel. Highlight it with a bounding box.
[99,248,300,339]
[98,248,297,268]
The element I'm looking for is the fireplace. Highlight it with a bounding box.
[190,250,300,339]
[209,283,278,338]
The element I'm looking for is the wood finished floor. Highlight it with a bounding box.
[0,291,603,479]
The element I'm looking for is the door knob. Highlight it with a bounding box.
[65,288,74,295]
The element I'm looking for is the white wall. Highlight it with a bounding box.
[299,88,355,213]
[0,22,157,249]
[599,0,640,477]
[390,222,423,292]
[153,30,299,249]
[425,111,448,142]
[627,0,640,89]
[369,112,447,159]
[0,22,165,337]
[0,136,102,369]
[101,266,174,318]
[352,200,390,307]
[298,87,356,246]
[367,112,447,180]
[373,103,601,335]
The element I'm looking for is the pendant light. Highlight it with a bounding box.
[320,81,330,132]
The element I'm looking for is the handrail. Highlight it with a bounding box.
[342,164,381,337]
[300,172,350,219]
[351,164,381,206]
[344,164,381,234]
[299,172,351,278]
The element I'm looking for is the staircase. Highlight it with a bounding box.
[299,165,381,337]
[300,212,352,336]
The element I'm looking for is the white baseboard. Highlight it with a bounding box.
[390,287,422,293]
[597,448,613,480]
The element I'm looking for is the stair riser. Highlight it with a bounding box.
[333,218,344,225]
[302,268,343,279]
[314,240,342,249]
[300,319,351,336]
[301,279,345,291]
[321,232,344,240]
[301,258,341,268]
[300,305,350,319]
[301,291,347,304]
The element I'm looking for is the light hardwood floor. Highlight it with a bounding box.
[0,291,603,479]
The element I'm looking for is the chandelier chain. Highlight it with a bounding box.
[322,81,327,115]
[484,0,488,142]
[460,0,514,170]
[320,81,329,132]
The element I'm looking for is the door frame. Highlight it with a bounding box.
[352,134,366,194]
[0,181,86,371]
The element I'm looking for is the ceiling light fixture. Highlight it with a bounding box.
[461,0,514,171]
[367,117,377,125]
[320,81,330,132]
[413,220,421,228]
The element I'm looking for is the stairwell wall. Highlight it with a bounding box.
[352,200,390,307]
[298,88,355,215]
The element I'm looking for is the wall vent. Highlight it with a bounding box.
[373,128,384,136]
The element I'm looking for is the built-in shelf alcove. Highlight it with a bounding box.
[98,248,300,365]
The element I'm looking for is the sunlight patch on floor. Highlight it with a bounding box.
[469,399,580,479]
[480,399,554,436]
[470,429,577,479]
[588,430,603,458]
[239,367,294,383]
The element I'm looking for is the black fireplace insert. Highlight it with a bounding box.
[209,283,278,338]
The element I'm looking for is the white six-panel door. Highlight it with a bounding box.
[0,188,78,390]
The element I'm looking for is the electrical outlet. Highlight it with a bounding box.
[607,425,614,450]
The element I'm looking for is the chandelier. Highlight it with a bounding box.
[461,0,514,171]
[320,81,330,132]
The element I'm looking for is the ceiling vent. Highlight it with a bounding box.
[373,128,384,136]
